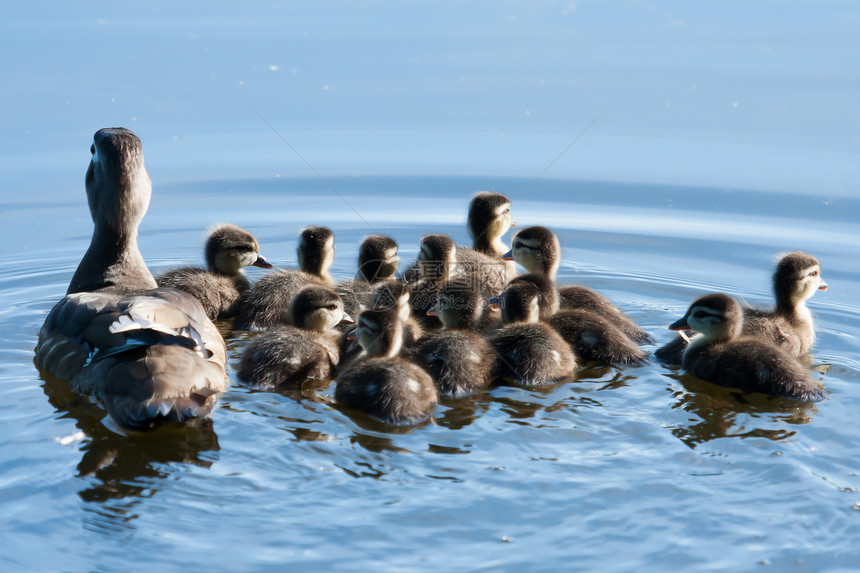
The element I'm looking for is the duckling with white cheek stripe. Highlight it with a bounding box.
[235,226,335,330]
[504,226,653,344]
[656,251,829,365]
[408,279,498,397]
[238,286,352,389]
[156,224,273,320]
[488,282,577,386]
[335,308,437,426]
[670,293,827,401]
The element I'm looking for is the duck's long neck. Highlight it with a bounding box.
[68,223,156,294]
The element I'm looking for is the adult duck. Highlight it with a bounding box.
[35,128,227,429]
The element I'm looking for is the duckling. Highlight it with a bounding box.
[371,280,425,344]
[487,282,577,386]
[655,252,829,365]
[238,286,350,389]
[35,127,227,429]
[156,224,273,320]
[669,293,827,401]
[407,233,510,329]
[334,235,399,326]
[506,273,560,319]
[503,226,653,344]
[506,272,645,364]
[408,279,498,397]
[234,226,335,330]
[335,308,438,426]
[547,311,648,365]
[404,232,508,296]
[468,191,516,277]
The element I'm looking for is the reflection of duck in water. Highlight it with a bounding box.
[666,369,817,450]
[35,128,228,430]
[156,224,273,320]
[39,365,219,507]
[669,293,827,401]
[657,252,828,365]
[503,226,653,344]
[234,226,335,330]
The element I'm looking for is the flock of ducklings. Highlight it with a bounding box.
[35,128,829,430]
[160,195,829,425]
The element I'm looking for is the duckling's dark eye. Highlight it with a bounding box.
[503,208,510,215]
[326,304,338,311]
[235,245,254,253]
[693,310,708,319]
[90,144,95,155]
[808,270,819,277]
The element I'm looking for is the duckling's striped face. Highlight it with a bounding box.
[303,297,346,332]
[672,302,737,342]
[509,235,545,274]
[686,305,729,339]
[213,240,261,275]
[792,263,827,303]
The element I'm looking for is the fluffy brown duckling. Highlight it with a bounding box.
[506,273,645,364]
[156,224,273,320]
[234,226,335,330]
[237,286,351,389]
[487,282,577,386]
[656,252,829,364]
[335,308,438,426]
[407,279,498,397]
[404,232,508,296]
[35,127,227,429]
[503,225,653,344]
[669,293,827,401]
[468,191,516,277]
[335,235,399,327]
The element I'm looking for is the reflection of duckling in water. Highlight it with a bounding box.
[35,127,227,430]
[669,293,827,402]
[503,226,653,344]
[656,252,829,365]
[408,279,498,398]
[468,191,516,278]
[488,282,577,386]
[156,224,273,320]
[235,226,335,330]
[335,308,437,426]
[335,235,399,327]
[238,286,352,389]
